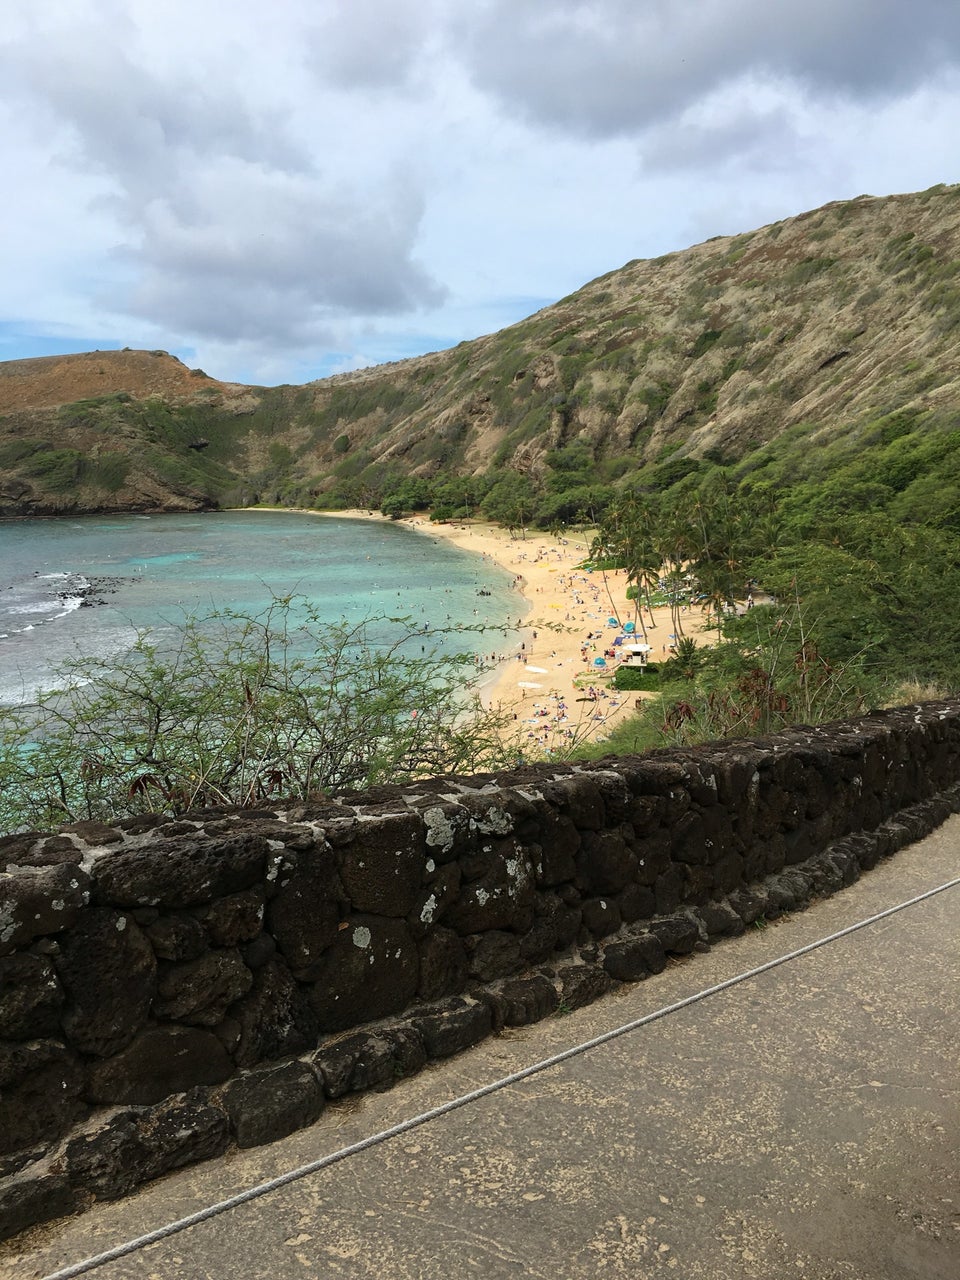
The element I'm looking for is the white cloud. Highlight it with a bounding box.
[450,0,960,140]
[116,163,443,341]
[1,1,443,367]
[307,0,440,92]
[1,0,958,383]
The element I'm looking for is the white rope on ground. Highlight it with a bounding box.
[37,874,960,1280]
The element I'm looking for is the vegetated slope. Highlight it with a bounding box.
[1,182,959,518]
[300,182,960,510]
[0,350,260,516]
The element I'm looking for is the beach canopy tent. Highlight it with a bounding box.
[607,617,619,626]
[593,657,608,667]
[623,621,635,633]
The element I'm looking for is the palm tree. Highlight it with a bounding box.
[655,510,695,639]
[684,474,762,634]
[589,525,624,627]
[598,496,661,642]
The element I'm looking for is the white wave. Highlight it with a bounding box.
[9,600,63,616]
[0,624,142,706]
[36,572,90,589]
[52,595,85,620]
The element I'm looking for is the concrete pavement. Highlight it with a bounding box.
[5,817,960,1280]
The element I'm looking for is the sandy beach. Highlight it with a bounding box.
[382,514,716,753]
[253,506,717,753]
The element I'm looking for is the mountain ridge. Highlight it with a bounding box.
[1,182,958,517]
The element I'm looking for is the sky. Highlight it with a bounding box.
[1,1,958,386]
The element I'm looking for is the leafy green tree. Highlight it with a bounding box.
[654,596,877,745]
[433,474,481,518]
[535,483,614,527]
[481,472,537,537]
[545,442,595,492]
[380,475,434,516]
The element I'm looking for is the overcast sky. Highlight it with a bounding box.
[2,0,958,385]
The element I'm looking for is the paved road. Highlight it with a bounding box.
[6,818,960,1280]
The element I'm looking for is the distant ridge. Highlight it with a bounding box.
[1,182,959,516]
[0,348,238,414]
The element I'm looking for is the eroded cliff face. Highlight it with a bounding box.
[0,473,219,518]
[1,184,959,517]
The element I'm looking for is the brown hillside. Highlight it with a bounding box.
[0,349,243,413]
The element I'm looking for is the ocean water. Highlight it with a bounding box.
[0,511,521,705]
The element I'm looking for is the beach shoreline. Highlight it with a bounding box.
[233,505,719,750]
[295,507,715,751]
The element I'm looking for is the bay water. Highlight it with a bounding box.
[0,511,521,705]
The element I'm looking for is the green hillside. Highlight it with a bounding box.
[1,183,958,524]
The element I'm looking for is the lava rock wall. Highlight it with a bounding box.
[2,701,960,1238]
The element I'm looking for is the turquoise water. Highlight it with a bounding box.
[0,512,521,704]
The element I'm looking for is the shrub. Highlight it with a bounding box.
[23,449,82,491]
[0,600,520,832]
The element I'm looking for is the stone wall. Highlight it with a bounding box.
[3,701,960,1239]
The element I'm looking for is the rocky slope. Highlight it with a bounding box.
[0,351,254,515]
[301,183,960,490]
[1,183,958,516]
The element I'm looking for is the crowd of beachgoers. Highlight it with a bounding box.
[393,516,715,751]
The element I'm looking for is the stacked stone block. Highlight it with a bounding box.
[2,701,960,1238]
